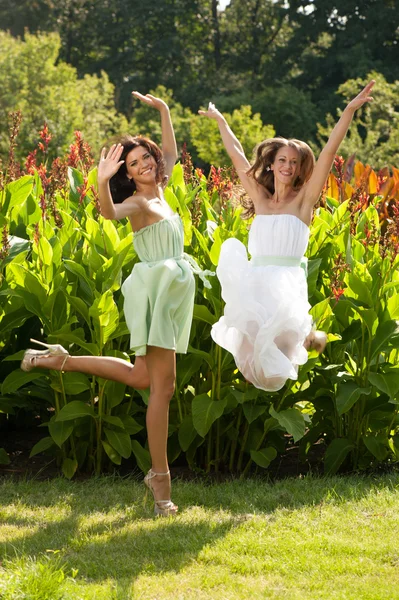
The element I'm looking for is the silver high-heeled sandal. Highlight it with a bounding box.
[144,469,178,517]
[20,338,69,372]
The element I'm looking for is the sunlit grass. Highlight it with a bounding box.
[0,474,398,599]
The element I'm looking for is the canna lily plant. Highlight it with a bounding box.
[1,115,399,478]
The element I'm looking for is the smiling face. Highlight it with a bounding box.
[271,146,300,186]
[125,145,157,185]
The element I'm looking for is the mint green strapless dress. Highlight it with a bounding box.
[121,214,195,356]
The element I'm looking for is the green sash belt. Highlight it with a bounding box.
[251,255,308,277]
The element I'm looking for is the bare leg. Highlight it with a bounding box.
[275,330,298,361]
[145,346,176,506]
[29,354,150,390]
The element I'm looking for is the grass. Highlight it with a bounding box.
[0,473,399,599]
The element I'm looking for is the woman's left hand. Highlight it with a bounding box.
[346,80,375,112]
[132,91,169,111]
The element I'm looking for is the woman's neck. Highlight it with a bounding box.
[135,181,160,199]
[271,181,296,204]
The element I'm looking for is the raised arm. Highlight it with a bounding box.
[302,80,375,209]
[97,144,140,220]
[132,92,177,179]
[199,102,262,199]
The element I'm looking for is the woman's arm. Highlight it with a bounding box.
[132,92,177,179]
[97,144,140,220]
[199,102,262,200]
[301,80,375,209]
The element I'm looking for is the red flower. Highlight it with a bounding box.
[37,163,49,190]
[25,150,37,175]
[37,123,52,153]
[67,131,93,173]
[332,286,345,301]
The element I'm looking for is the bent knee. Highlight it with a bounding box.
[151,379,175,401]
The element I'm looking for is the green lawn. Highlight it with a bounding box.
[1,474,399,599]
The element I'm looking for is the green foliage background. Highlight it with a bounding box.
[1,152,399,477]
[0,1,399,166]
[1,0,399,477]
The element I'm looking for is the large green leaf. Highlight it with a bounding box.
[101,218,121,256]
[269,406,306,442]
[64,260,95,304]
[89,290,119,347]
[346,273,373,307]
[307,258,322,296]
[6,175,34,211]
[30,436,56,457]
[104,380,127,409]
[351,307,378,337]
[1,371,44,395]
[187,346,214,369]
[62,457,78,479]
[119,415,143,435]
[65,295,91,326]
[48,419,74,448]
[324,438,354,475]
[176,354,204,391]
[131,440,151,473]
[56,401,95,421]
[335,382,371,416]
[68,167,84,203]
[370,320,398,360]
[250,447,277,469]
[102,440,122,465]
[368,371,399,402]
[362,435,388,461]
[192,393,227,437]
[104,428,131,459]
[61,373,91,395]
[170,162,186,190]
[50,332,98,355]
[193,304,216,325]
[387,294,399,319]
[101,415,125,430]
[178,414,197,451]
[243,403,268,424]
[0,236,30,268]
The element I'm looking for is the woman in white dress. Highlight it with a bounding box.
[199,81,374,392]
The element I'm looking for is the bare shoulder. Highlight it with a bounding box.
[122,194,146,214]
[110,194,145,220]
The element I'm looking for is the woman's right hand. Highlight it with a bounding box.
[198,102,224,121]
[98,144,124,182]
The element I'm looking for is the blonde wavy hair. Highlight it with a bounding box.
[242,137,315,219]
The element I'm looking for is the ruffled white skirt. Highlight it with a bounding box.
[211,238,312,391]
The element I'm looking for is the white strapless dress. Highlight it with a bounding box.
[211,214,312,391]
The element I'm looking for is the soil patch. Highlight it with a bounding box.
[0,427,325,482]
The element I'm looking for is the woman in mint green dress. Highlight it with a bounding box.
[21,92,194,516]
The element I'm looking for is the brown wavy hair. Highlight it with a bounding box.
[109,135,166,204]
[242,137,315,219]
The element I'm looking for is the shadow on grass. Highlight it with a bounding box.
[0,473,398,591]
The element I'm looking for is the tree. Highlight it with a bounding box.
[317,72,399,168]
[191,104,275,166]
[0,0,221,114]
[212,85,320,143]
[283,0,399,114]
[0,31,127,162]
[220,0,290,90]
[128,85,196,158]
